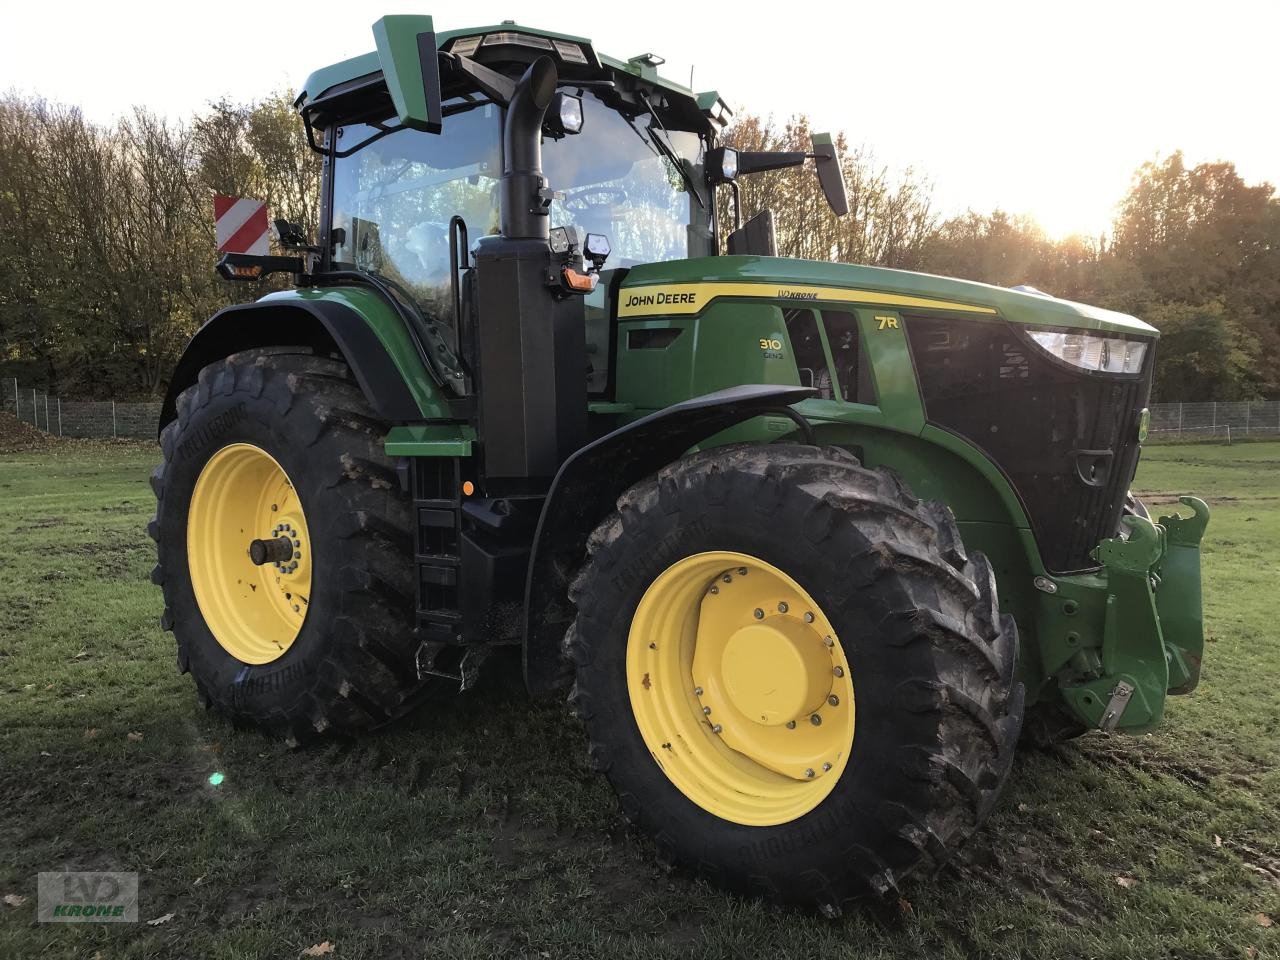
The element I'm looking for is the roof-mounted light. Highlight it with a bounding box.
[455,31,590,65]
[696,91,733,129]
[483,31,554,51]
[449,35,482,58]
[551,39,589,64]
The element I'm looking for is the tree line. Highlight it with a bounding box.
[1,92,1276,401]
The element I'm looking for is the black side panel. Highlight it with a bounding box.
[473,237,587,482]
[904,316,1151,573]
[159,299,423,432]
[523,384,817,694]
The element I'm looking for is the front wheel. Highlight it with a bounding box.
[565,444,1023,914]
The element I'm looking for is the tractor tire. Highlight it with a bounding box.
[565,443,1024,914]
[149,348,444,742]
[1020,702,1088,748]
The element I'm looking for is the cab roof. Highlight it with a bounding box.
[296,22,728,129]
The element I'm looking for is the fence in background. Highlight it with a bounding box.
[1148,401,1280,442]
[2,378,161,440]
[4,378,1280,443]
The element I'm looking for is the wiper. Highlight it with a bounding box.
[635,92,705,210]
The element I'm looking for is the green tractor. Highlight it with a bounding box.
[150,16,1210,913]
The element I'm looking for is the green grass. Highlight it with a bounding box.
[1,440,1277,959]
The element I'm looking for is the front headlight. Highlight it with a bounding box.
[1027,329,1149,374]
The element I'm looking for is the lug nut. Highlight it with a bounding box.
[786,720,797,729]
[804,612,815,623]
[833,666,845,678]
[709,586,720,595]
[694,686,704,696]
[823,636,834,648]
[703,706,712,716]
[738,567,747,576]
[828,694,840,707]
[712,724,722,734]
[805,768,815,779]
[822,762,832,772]
[810,714,822,726]
[754,608,764,620]
[722,574,732,583]
[777,601,789,614]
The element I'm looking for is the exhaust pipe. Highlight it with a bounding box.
[501,56,558,239]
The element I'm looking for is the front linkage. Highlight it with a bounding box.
[1047,497,1210,733]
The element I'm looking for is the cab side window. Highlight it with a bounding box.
[783,308,834,399]
[821,310,876,404]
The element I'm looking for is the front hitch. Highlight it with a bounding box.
[1057,496,1210,733]
[1156,497,1211,694]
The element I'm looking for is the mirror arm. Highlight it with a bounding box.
[442,51,516,106]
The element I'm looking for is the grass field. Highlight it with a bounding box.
[1,439,1277,959]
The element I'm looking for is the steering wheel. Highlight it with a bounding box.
[562,185,629,212]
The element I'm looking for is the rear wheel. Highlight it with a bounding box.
[149,349,445,741]
[566,444,1023,913]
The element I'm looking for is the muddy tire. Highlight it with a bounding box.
[149,348,444,741]
[565,444,1024,914]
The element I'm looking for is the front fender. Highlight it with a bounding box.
[522,384,816,694]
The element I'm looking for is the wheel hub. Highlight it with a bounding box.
[627,551,856,826]
[718,620,829,726]
[187,443,312,664]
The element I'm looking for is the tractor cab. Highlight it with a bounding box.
[281,21,846,477]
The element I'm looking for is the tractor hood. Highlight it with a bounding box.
[620,256,1157,337]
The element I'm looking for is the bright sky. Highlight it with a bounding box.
[3,0,1276,239]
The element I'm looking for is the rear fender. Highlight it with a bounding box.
[522,384,816,694]
[159,296,440,433]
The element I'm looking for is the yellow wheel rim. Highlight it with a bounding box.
[627,551,856,826]
[187,443,312,664]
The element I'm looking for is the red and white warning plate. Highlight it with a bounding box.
[214,195,269,256]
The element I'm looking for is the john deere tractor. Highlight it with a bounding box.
[149,16,1209,912]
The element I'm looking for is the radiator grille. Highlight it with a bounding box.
[905,315,1151,573]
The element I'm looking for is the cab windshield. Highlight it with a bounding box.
[328,92,710,322]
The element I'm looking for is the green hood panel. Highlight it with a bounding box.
[621,256,1157,337]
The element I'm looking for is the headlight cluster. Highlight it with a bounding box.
[1027,329,1148,374]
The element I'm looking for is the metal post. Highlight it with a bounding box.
[57,398,62,437]
[111,401,117,439]
[1178,402,1183,437]
[1246,403,1251,436]
[31,389,37,426]
[1212,401,1217,429]
[43,394,49,433]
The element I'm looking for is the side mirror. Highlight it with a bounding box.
[373,15,444,134]
[810,132,849,217]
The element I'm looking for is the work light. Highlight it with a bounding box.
[705,146,738,183]
[546,92,584,135]
[1027,329,1148,374]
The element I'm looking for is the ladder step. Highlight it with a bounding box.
[415,553,460,566]
[418,608,462,624]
